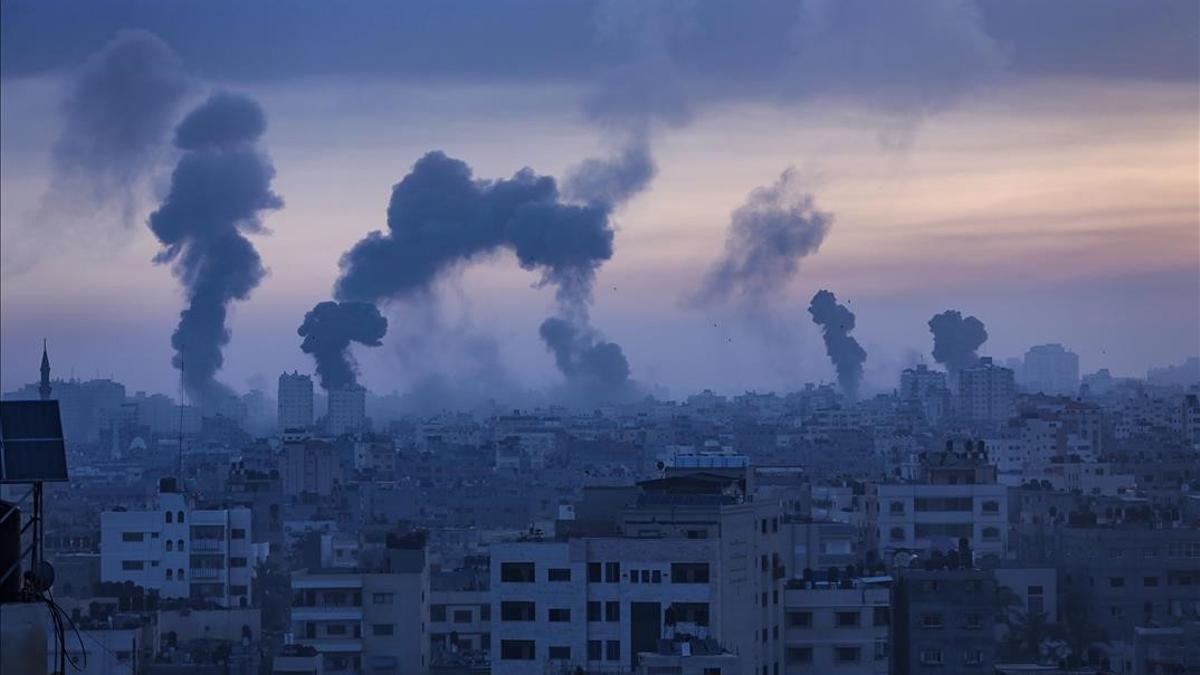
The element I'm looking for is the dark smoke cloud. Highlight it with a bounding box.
[808,289,867,400]
[334,151,613,307]
[298,301,388,390]
[148,91,282,407]
[50,29,189,221]
[539,317,632,402]
[697,168,833,304]
[562,139,657,209]
[928,309,988,375]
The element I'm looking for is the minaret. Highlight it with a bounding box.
[39,339,52,401]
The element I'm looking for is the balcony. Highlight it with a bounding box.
[292,606,364,622]
[191,539,225,552]
[191,567,224,581]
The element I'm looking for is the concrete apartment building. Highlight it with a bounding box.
[430,568,491,667]
[1022,344,1080,396]
[892,566,997,675]
[281,433,343,497]
[868,442,1008,563]
[291,532,430,675]
[279,371,315,431]
[957,358,1016,426]
[490,471,786,675]
[783,576,891,674]
[99,478,255,608]
[899,364,952,425]
[326,385,367,436]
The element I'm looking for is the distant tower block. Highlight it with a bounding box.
[38,340,52,401]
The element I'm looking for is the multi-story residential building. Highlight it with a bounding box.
[868,442,1008,563]
[326,385,367,436]
[782,575,890,674]
[430,568,491,668]
[99,478,255,607]
[892,566,996,675]
[899,364,951,425]
[957,358,1016,426]
[291,531,429,675]
[1022,344,1080,396]
[281,433,342,497]
[490,471,786,675]
[279,372,315,431]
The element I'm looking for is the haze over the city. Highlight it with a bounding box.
[2,1,1197,403]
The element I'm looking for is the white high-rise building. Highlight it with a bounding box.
[1022,344,1080,395]
[326,384,366,435]
[278,371,314,431]
[100,478,257,608]
[957,358,1016,425]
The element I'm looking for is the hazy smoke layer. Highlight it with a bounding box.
[928,309,988,375]
[699,168,833,304]
[299,301,388,390]
[539,316,632,401]
[808,289,867,400]
[563,139,656,208]
[148,92,282,407]
[52,30,189,219]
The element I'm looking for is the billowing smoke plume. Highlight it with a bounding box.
[698,168,833,304]
[298,301,388,390]
[563,139,656,209]
[928,310,988,376]
[148,91,282,407]
[333,151,632,401]
[52,30,189,220]
[808,290,867,400]
[539,317,632,401]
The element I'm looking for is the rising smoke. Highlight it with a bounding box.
[808,289,867,400]
[928,310,988,376]
[148,91,282,408]
[52,30,190,221]
[298,301,389,390]
[698,168,833,305]
[539,317,632,402]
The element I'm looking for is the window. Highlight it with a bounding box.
[588,641,602,661]
[121,532,143,542]
[327,624,347,635]
[641,570,651,583]
[890,527,905,541]
[889,501,905,514]
[787,647,812,663]
[652,570,662,583]
[836,611,860,627]
[548,608,571,622]
[177,511,185,523]
[373,592,394,604]
[588,562,602,582]
[479,604,490,621]
[588,601,602,622]
[549,646,571,660]
[630,569,639,584]
[431,605,447,621]
[453,610,472,623]
[500,562,535,583]
[230,557,247,568]
[1110,577,1126,588]
[166,569,173,580]
[500,640,535,661]
[166,540,174,552]
[165,512,173,523]
[873,607,890,626]
[606,640,620,661]
[121,560,143,570]
[964,649,984,665]
[787,611,812,628]
[982,500,1000,513]
[965,613,982,629]
[671,562,710,583]
[982,526,1000,541]
[920,649,943,665]
[548,567,571,582]
[500,601,535,621]
[835,647,861,663]
[230,585,248,596]
[372,624,394,636]
[177,540,185,551]
[177,568,185,580]
[230,528,246,540]
[605,601,620,622]
[605,562,620,583]
[921,613,944,628]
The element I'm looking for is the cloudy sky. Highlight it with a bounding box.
[1,0,1197,401]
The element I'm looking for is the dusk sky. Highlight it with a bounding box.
[2,0,1197,401]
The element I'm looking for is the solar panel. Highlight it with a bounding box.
[0,400,68,483]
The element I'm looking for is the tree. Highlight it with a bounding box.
[252,561,292,633]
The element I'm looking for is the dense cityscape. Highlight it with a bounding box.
[1,2,1198,675]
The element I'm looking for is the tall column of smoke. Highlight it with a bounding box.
[328,150,640,402]
[928,310,989,378]
[148,92,282,408]
[298,301,388,390]
[807,290,867,401]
